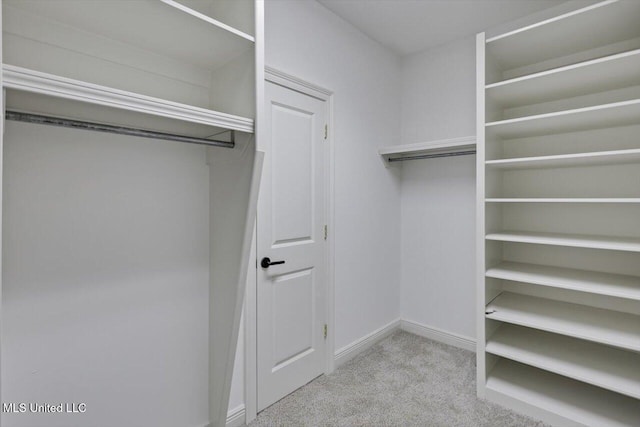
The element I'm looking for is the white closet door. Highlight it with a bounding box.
[257,80,327,411]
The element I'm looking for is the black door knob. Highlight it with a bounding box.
[261,257,285,268]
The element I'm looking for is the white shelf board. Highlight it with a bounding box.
[485,230,640,252]
[486,360,640,427]
[486,198,640,203]
[378,136,475,161]
[485,292,640,352]
[160,0,254,42]
[487,324,640,399]
[4,0,253,71]
[3,64,254,133]
[485,99,640,139]
[486,0,640,71]
[486,49,640,108]
[486,261,640,300]
[486,148,640,170]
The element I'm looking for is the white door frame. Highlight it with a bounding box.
[244,67,335,423]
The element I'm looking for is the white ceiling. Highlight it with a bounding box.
[318,0,565,56]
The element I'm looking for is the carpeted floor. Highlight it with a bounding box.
[249,330,548,427]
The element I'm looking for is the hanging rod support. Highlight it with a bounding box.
[388,150,476,163]
[5,111,235,148]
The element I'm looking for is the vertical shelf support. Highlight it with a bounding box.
[475,31,487,399]
[208,134,264,427]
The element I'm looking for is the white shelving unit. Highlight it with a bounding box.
[477,1,640,425]
[485,230,640,252]
[486,262,640,300]
[0,1,265,427]
[486,198,640,203]
[486,49,640,108]
[486,324,640,399]
[485,148,640,170]
[485,99,640,139]
[485,0,640,81]
[486,292,640,352]
[486,361,640,427]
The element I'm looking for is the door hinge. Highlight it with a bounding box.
[324,124,328,140]
[323,224,328,240]
[323,324,328,339]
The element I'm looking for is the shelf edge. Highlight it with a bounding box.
[486,264,640,300]
[485,293,640,352]
[485,98,640,128]
[159,0,255,42]
[485,48,640,90]
[485,311,640,353]
[485,232,640,252]
[486,0,618,43]
[378,135,476,156]
[2,64,254,133]
[486,148,640,167]
[485,198,640,203]
[485,345,640,400]
[485,360,640,427]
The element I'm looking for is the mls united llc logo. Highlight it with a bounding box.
[2,402,86,414]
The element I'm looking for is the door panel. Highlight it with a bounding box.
[257,81,327,410]
[273,269,314,368]
[271,104,314,245]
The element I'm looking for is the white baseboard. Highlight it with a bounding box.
[226,405,245,427]
[334,318,401,367]
[333,318,476,368]
[400,319,475,352]
[199,405,245,427]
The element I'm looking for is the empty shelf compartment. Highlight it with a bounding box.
[487,324,640,399]
[486,359,640,427]
[485,230,640,252]
[486,261,640,300]
[485,292,640,352]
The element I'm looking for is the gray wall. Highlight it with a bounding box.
[399,37,477,340]
[3,122,211,427]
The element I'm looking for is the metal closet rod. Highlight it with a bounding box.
[5,111,235,148]
[388,150,476,163]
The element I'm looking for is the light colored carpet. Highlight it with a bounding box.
[250,330,548,427]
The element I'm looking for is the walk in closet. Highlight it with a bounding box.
[1,1,263,426]
[4,1,640,426]
[477,1,640,425]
